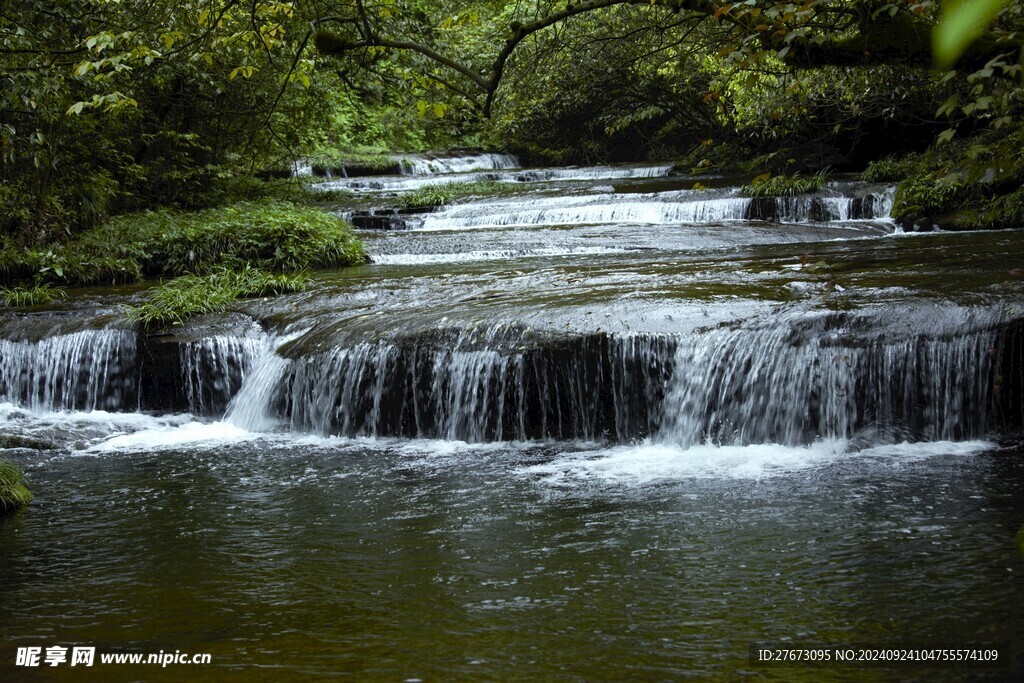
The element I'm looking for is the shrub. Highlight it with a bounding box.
[0,201,365,307]
[862,156,915,182]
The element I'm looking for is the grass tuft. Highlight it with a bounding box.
[0,459,32,513]
[400,181,507,209]
[742,169,830,197]
[127,267,309,328]
[0,282,66,308]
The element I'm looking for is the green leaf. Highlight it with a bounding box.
[937,128,957,144]
[933,0,1008,69]
[936,93,959,117]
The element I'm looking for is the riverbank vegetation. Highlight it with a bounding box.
[127,267,311,327]
[1,201,364,324]
[743,170,830,198]
[0,459,32,514]
[1,0,1022,251]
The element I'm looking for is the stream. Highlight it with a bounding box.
[1,153,1023,680]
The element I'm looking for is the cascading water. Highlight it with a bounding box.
[313,161,673,193]
[399,153,519,175]
[0,329,137,413]
[0,169,1015,454]
[180,335,263,415]
[416,186,894,231]
[199,314,1006,445]
[657,323,997,447]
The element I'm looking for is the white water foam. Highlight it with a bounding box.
[87,420,257,452]
[415,187,894,231]
[401,153,519,175]
[370,246,631,265]
[523,439,994,485]
[312,163,673,193]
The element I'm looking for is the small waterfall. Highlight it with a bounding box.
[0,329,137,412]
[489,164,674,182]
[215,318,1002,445]
[748,188,895,222]
[400,153,519,175]
[220,332,662,441]
[312,162,670,193]
[180,336,262,415]
[223,337,295,432]
[419,192,750,230]
[417,188,893,231]
[658,325,997,446]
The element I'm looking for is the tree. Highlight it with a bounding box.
[311,0,1023,149]
[0,0,323,241]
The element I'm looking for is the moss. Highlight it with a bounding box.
[0,201,365,307]
[0,459,32,514]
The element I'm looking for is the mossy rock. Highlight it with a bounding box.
[0,435,57,451]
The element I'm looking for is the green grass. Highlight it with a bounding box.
[742,170,830,197]
[400,181,507,209]
[1,200,364,292]
[127,267,310,328]
[136,201,365,274]
[0,459,32,513]
[0,282,66,308]
[2,200,365,326]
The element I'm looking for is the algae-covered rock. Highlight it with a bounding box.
[0,435,57,451]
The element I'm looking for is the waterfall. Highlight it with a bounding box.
[399,153,519,175]
[208,316,1001,444]
[312,162,671,193]
[657,325,996,447]
[0,329,137,412]
[491,164,674,182]
[180,336,263,415]
[417,188,893,231]
[0,314,1008,445]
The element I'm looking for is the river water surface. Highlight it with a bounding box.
[1,155,1023,680]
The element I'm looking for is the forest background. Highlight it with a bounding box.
[1,0,1023,247]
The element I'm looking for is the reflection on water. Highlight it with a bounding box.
[2,436,1023,680]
